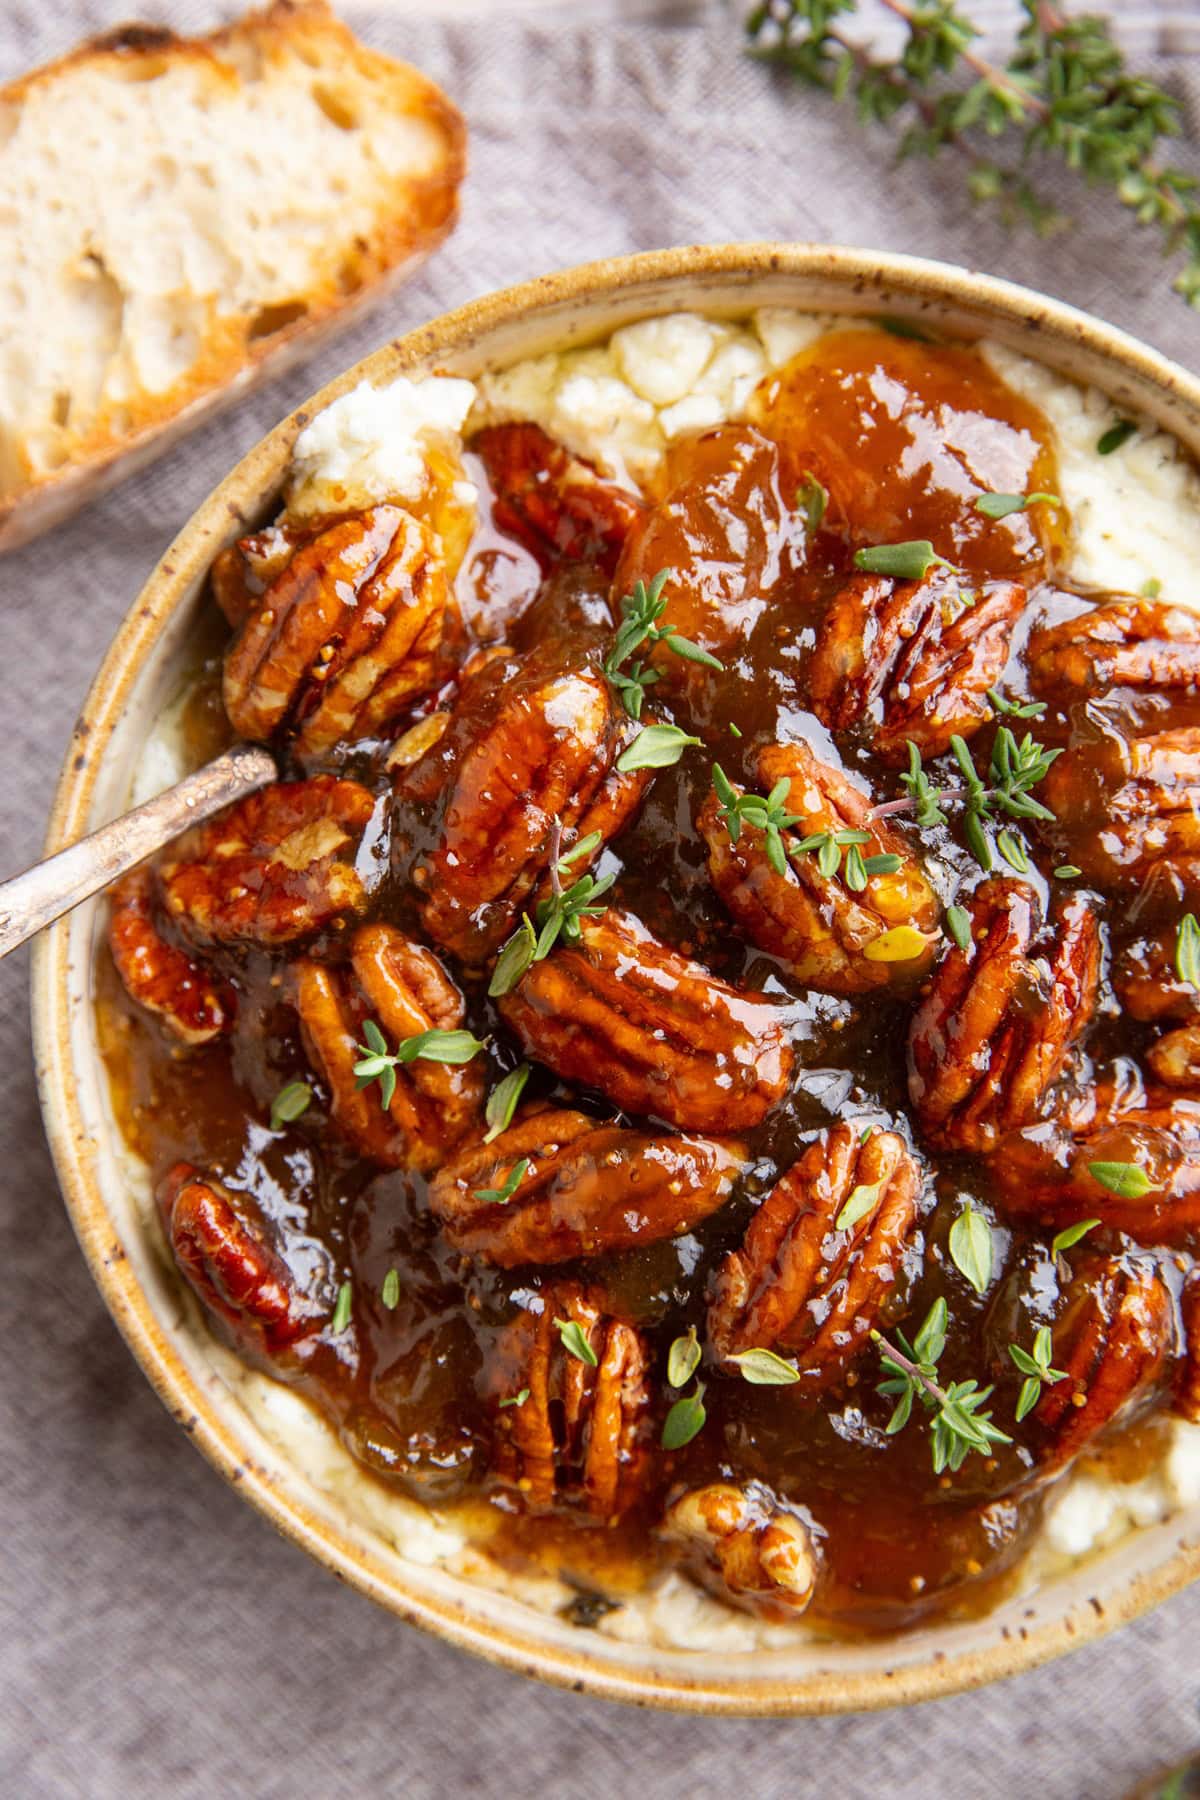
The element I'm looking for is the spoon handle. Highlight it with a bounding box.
[0,742,277,960]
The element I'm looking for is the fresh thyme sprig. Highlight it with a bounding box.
[1009,1326,1067,1421]
[712,765,800,876]
[872,1299,1012,1474]
[604,568,724,719]
[794,828,904,890]
[353,1020,486,1109]
[870,729,1060,871]
[488,831,617,998]
[712,766,906,890]
[745,0,1200,309]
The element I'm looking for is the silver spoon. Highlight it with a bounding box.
[0,742,277,959]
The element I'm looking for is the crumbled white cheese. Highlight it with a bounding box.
[752,306,839,369]
[982,342,1200,611]
[610,313,726,407]
[1043,1469,1172,1560]
[288,373,477,518]
[1166,1420,1200,1507]
[471,313,778,486]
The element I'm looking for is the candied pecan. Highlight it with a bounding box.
[991,1083,1200,1244]
[223,505,449,752]
[708,1124,923,1385]
[295,923,482,1172]
[1027,598,1200,699]
[429,1109,743,1267]
[1148,1024,1200,1089]
[1041,724,1200,890]
[698,740,940,996]
[210,520,312,629]
[1034,1252,1176,1472]
[908,881,1100,1153]
[108,867,235,1045]
[662,1482,820,1622]
[158,1162,328,1359]
[484,1281,651,1519]
[157,776,375,950]
[611,424,804,676]
[1114,928,1200,1024]
[498,907,793,1133]
[472,422,642,576]
[807,571,1026,762]
[399,643,628,965]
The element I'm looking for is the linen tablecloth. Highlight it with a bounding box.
[4,4,1200,1793]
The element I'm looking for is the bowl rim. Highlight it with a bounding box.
[31,241,1200,1715]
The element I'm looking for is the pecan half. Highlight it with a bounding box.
[472,422,642,576]
[807,571,1026,762]
[108,867,235,1044]
[210,520,312,629]
[611,424,805,676]
[1034,1252,1176,1472]
[158,1162,329,1360]
[1027,598,1200,699]
[295,923,482,1172]
[698,741,940,995]
[1041,724,1200,890]
[157,776,375,950]
[498,907,793,1132]
[1114,928,1200,1024]
[223,506,449,753]
[991,1082,1200,1244]
[708,1124,923,1385]
[662,1482,821,1622]
[484,1281,652,1519]
[429,1109,743,1267]
[1147,1024,1200,1089]
[908,881,1100,1152]
[399,643,628,965]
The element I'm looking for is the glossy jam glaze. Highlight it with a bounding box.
[98,326,1200,1637]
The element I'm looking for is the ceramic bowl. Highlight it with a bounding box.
[32,244,1200,1713]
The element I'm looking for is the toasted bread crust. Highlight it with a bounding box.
[0,1,466,552]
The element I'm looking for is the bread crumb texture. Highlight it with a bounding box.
[0,0,465,538]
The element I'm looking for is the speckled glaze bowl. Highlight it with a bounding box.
[32,245,1200,1713]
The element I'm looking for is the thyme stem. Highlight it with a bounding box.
[869,785,970,820]
[869,1327,948,1408]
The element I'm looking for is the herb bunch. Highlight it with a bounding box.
[745,0,1200,309]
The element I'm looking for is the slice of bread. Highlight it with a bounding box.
[0,0,465,552]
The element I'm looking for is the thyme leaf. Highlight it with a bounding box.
[473,1157,531,1206]
[555,1317,599,1367]
[853,538,955,580]
[483,1064,531,1143]
[269,1080,313,1131]
[662,1383,707,1449]
[667,1326,702,1389]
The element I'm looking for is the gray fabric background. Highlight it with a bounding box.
[4,2,1200,1794]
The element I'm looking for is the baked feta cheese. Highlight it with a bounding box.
[288,373,477,518]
